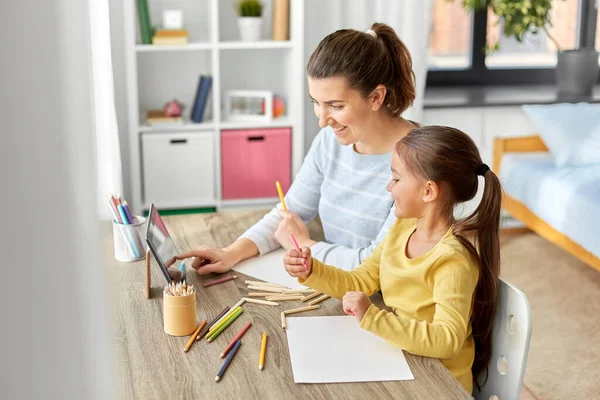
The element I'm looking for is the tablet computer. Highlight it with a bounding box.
[145,203,186,284]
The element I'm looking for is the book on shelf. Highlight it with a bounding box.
[136,0,152,45]
[190,76,213,123]
[154,29,189,37]
[151,36,189,45]
[146,110,183,125]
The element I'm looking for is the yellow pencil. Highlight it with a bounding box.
[259,332,267,370]
[276,181,287,211]
[205,306,242,339]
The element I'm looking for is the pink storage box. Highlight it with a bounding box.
[221,128,291,200]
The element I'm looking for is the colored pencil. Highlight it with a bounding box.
[301,291,322,302]
[283,305,320,315]
[220,321,252,358]
[198,306,230,341]
[243,297,279,306]
[207,307,244,342]
[308,294,330,306]
[259,332,267,370]
[184,320,206,352]
[203,275,238,287]
[281,312,286,330]
[276,181,287,211]
[206,306,243,339]
[206,299,245,338]
[215,340,242,382]
[290,234,309,271]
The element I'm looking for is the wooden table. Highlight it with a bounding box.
[105,211,471,399]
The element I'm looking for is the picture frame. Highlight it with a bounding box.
[224,90,273,122]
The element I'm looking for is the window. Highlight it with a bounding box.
[427,0,599,86]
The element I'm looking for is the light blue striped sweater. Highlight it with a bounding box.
[240,127,397,270]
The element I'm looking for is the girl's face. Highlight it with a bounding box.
[308,77,379,146]
[386,151,426,219]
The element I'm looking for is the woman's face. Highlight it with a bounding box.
[308,77,377,146]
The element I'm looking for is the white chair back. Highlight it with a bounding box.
[473,279,532,400]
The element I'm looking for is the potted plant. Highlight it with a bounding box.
[235,0,264,42]
[458,0,599,96]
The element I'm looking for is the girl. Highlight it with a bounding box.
[284,126,502,394]
[176,23,419,274]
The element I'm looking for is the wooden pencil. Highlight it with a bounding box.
[280,289,316,294]
[206,306,243,339]
[281,312,286,330]
[243,297,279,306]
[184,320,206,352]
[244,280,289,289]
[301,291,322,302]
[259,332,267,370]
[215,340,242,382]
[283,305,320,315]
[308,294,330,306]
[203,275,237,287]
[198,306,230,341]
[206,299,245,338]
[207,307,244,342]
[265,295,304,301]
[246,285,284,293]
[247,292,275,297]
[220,321,252,358]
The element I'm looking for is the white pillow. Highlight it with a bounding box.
[522,103,600,167]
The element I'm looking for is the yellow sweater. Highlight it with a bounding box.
[301,218,479,393]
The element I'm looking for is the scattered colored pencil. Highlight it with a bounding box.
[206,299,245,338]
[259,332,267,370]
[215,340,242,382]
[206,306,243,339]
[290,234,309,271]
[203,275,238,287]
[184,320,206,352]
[207,307,244,342]
[197,306,230,341]
[220,321,252,358]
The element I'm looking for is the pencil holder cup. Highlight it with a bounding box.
[163,292,197,336]
[112,216,147,262]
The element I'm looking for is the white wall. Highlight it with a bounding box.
[0,1,116,398]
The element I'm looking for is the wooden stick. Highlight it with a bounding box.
[246,285,284,293]
[308,294,330,306]
[247,292,275,297]
[265,295,304,301]
[145,248,151,299]
[243,297,279,306]
[203,275,237,287]
[301,291,322,303]
[280,289,316,294]
[184,320,206,352]
[283,305,320,315]
[281,312,286,330]
[245,280,289,289]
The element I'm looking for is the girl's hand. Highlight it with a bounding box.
[342,292,371,322]
[283,246,312,280]
[275,210,316,249]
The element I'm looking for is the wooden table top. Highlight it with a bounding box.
[105,210,471,400]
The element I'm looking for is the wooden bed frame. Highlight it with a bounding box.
[494,135,600,273]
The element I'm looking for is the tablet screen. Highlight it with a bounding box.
[145,204,185,283]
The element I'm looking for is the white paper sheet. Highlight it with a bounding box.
[232,249,305,290]
[286,316,414,383]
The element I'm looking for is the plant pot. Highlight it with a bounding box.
[556,49,600,97]
[237,17,262,42]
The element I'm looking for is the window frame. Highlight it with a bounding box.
[426,0,599,87]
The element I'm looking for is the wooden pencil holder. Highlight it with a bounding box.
[163,292,197,336]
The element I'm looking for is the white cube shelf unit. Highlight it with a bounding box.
[123,0,304,213]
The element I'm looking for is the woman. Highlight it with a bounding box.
[177,22,419,274]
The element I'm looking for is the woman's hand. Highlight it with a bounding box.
[174,246,237,275]
[342,291,372,322]
[283,246,313,281]
[275,210,316,249]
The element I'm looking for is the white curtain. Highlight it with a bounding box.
[88,0,124,220]
[303,0,433,146]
